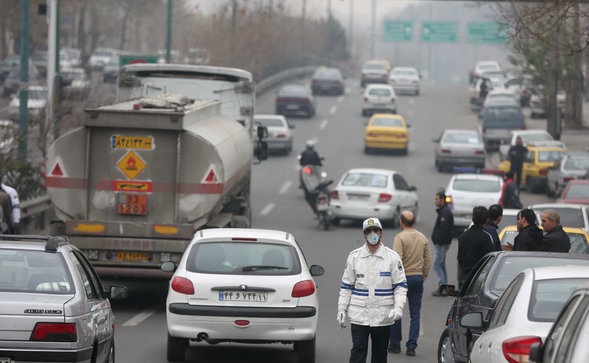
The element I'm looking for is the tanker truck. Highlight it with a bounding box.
[45,94,266,278]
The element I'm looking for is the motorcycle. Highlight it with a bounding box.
[306,172,334,230]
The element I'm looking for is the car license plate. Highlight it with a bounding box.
[117,194,147,215]
[0,358,13,363]
[286,104,299,110]
[219,291,268,302]
[113,251,151,261]
[317,202,329,211]
[348,195,368,201]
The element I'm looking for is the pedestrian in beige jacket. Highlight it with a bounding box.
[388,211,432,357]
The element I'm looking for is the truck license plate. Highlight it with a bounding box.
[113,251,150,261]
[117,194,147,215]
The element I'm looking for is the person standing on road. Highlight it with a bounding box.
[540,209,571,252]
[499,172,523,209]
[431,191,454,297]
[507,209,543,251]
[484,204,503,252]
[388,211,431,357]
[507,136,528,187]
[457,206,495,290]
[337,217,408,363]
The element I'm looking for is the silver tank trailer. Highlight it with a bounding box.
[45,95,253,276]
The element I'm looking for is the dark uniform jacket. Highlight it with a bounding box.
[484,223,502,251]
[299,150,322,166]
[432,204,454,245]
[458,225,495,279]
[542,225,571,253]
[514,224,544,251]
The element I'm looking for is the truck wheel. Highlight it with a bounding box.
[167,333,188,362]
[294,336,316,363]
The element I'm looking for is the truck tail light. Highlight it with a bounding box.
[171,276,195,295]
[31,323,77,342]
[292,280,316,298]
[502,336,542,363]
[378,193,392,202]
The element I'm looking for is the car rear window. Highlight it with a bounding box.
[371,117,402,127]
[538,150,566,162]
[565,184,589,199]
[534,207,586,228]
[342,173,388,188]
[0,249,73,294]
[483,106,524,120]
[363,64,386,71]
[443,132,480,144]
[569,233,589,254]
[452,179,501,192]
[564,156,589,170]
[529,278,589,322]
[368,88,392,96]
[491,256,589,292]
[187,242,301,275]
[255,118,284,127]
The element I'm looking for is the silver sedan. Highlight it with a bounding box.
[546,152,589,197]
[253,114,295,155]
[433,129,486,172]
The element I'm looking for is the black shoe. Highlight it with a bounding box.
[406,348,416,356]
[388,346,401,354]
[432,286,447,297]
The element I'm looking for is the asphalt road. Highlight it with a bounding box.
[103,80,559,363]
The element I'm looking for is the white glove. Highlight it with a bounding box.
[388,307,403,321]
[337,310,347,327]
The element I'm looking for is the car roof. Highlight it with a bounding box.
[524,265,589,280]
[392,66,418,72]
[530,203,588,210]
[526,143,567,151]
[369,113,404,120]
[343,168,396,176]
[254,114,287,121]
[483,98,520,106]
[566,180,589,185]
[194,228,295,244]
[0,235,71,252]
[443,129,478,134]
[366,83,393,90]
[450,173,502,181]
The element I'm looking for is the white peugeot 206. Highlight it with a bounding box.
[161,228,324,363]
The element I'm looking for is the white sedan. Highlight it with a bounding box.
[445,173,503,228]
[161,228,324,363]
[388,66,420,95]
[462,265,589,363]
[329,168,418,228]
[361,84,397,116]
[253,114,295,155]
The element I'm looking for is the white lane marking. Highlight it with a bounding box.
[279,181,292,194]
[260,203,275,215]
[329,106,336,115]
[320,119,328,129]
[123,309,156,327]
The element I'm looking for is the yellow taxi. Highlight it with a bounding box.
[498,225,589,254]
[498,141,567,193]
[364,113,409,155]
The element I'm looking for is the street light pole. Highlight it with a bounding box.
[370,0,376,59]
[18,0,30,163]
[166,0,172,63]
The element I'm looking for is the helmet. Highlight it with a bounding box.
[305,140,315,149]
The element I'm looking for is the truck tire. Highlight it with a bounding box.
[294,336,316,363]
[167,333,187,362]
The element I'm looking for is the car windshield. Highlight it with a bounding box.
[479,64,500,71]
[565,184,589,199]
[314,68,341,79]
[569,233,589,254]
[28,90,47,99]
[364,64,386,71]
[255,118,284,127]
[452,179,500,192]
[484,106,523,119]
[521,133,553,143]
[368,88,392,96]
[393,69,417,76]
[371,117,403,127]
[491,256,589,292]
[529,278,589,322]
[564,156,589,170]
[0,248,73,294]
[538,150,566,162]
[279,85,307,96]
[443,132,480,144]
[186,242,300,275]
[342,173,388,188]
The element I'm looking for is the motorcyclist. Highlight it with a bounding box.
[479,77,490,104]
[299,140,322,167]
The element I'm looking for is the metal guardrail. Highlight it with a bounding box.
[18,66,317,223]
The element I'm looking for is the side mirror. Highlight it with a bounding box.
[289,123,295,129]
[256,141,269,161]
[108,285,128,300]
[406,123,411,128]
[310,264,325,277]
[432,138,440,143]
[409,186,417,192]
[528,342,543,362]
[459,312,484,329]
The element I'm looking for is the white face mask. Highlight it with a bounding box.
[365,231,381,245]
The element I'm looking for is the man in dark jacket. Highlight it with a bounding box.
[431,191,454,296]
[484,204,503,251]
[458,206,495,290]
[540,209,570,252]
[507,137,528,187]
[512,209,543,251]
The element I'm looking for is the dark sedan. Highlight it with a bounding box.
[311,67,345,95]
[437,251,589,363]
[275,83,315,118]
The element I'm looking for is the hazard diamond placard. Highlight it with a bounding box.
[116,150,146,180]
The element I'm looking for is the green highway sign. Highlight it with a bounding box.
[421,21,458,43]
[467,22,507,43]
[383,20,413,42]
